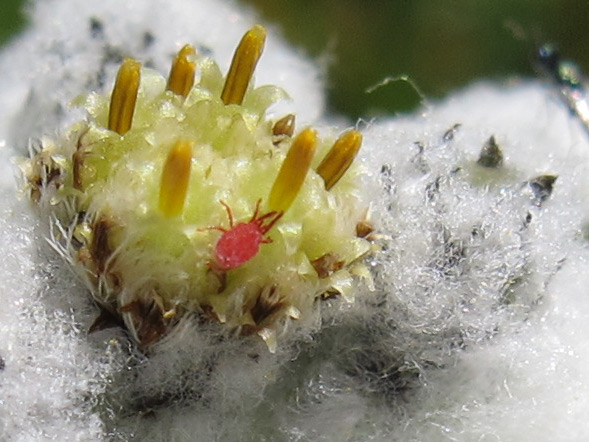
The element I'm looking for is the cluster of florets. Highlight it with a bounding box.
[23,25,370,351]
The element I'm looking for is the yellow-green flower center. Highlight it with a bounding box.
[24,25,370,352]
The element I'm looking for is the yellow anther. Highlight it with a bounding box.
[316,130,362,190]
[221,25,266,105]
[269,128,317,212]
[159,140,194,218]
[108,58,141,135]
[166,44,196,98]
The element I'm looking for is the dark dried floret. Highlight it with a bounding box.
[143,31,155,48]
[311,253,344,278]
[249,285,285,327]
[89,17,104,39]
[88,305,124,334]
[120,297,170,348]
[477,135,503,168]
[356,220,374,238]
[90,216,115,274]
[272,114,295,145]
[529,174,558,206]
[442,123,461,142]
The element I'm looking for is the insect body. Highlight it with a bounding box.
[210,200,283,271]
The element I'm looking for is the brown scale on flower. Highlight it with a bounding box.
[72,126,92,191]
[356,207,375,239]
[120,294,173,348]
[90,216,115,274]
[248,285,286,328]
[320,289,342,301]
[24,140,63,203]
[356,220,374,238]
[240,285,301,347]
[88,305,124,334]
[75,214,122,296]
[72,150,85,192]
[272,114,295,145]
[311,253,345,278]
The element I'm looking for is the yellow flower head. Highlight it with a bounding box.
[24,26,370,351]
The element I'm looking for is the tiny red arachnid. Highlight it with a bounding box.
[207,199,283,272]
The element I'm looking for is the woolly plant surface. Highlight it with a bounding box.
[1,1,589,442]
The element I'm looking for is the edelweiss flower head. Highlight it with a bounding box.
[22,25,370,351]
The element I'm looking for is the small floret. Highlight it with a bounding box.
[108,58,141,135]
[166,44,197,98]
[159,140,194,217]
[316,130,363,190]
[272,114,296,145]
[221,25,266,105]
[477,135,503,168]
[269,128,317,212]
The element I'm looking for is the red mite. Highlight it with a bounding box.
[209,200,283,271]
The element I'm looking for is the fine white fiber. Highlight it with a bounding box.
[1,1,589,441]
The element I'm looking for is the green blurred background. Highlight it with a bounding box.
[2,0,589,119]
[0,0,25,47]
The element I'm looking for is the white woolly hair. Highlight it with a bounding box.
[2,1,589,441]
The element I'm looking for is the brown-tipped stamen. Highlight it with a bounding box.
[166,44,196,98]
[221,25,266,105]
[269,128,317,212]
[316,130,362,190]
[273,114,296,137]
[159,140,194,217]
[272,114,296,145]
[108,58,141,135]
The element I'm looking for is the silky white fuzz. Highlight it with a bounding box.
[1,0,589,440]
